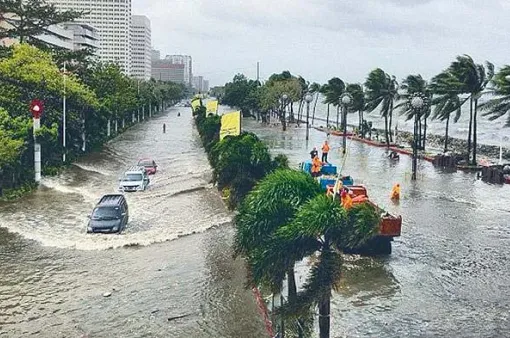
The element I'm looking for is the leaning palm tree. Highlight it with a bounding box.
[345,83,365,131]
[364,68,398,147]
[430,71,468,152]
[324,77,345,129]
[257,196,380,338]
[309,82,321,125]
[234,169,321,337]
[396,74,432,149]
[448,55,494,164]
[480,65,510,126]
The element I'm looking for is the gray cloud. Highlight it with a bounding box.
[133,0,510,86]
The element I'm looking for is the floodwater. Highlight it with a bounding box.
[1,103,509,338]
[0,107,266,337]
[244,118,510,338]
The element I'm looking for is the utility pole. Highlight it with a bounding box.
[63,62,67,162]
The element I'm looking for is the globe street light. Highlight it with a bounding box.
[304,93,314,141]
[340,93,353,154]
[408,93,429,180]
[505,75,510,81]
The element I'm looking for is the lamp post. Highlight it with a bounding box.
[340,93,353,154]
[304,93,313,141]
[408,93,429,180]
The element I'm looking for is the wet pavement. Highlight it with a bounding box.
[0,107,266,338]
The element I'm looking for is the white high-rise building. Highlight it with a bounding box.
[131,15,151,80]
[47,0,132,74]
[165,55,192,87]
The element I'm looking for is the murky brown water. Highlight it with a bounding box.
[0,108,266,337]
[244,118,510,338]
[1,104,510,338]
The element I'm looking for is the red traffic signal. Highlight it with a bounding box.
[30,99,44,119]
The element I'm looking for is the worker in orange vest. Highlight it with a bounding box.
[341,190,353,209]
[311,155,322,178]
[321,140,330,162]
[390,183,401,200]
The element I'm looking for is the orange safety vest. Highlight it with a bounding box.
[322,143,330,153]
[312,158,322,173]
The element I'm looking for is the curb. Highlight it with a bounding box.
[252,286,274,337]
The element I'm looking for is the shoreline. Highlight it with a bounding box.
[312,123,510,162]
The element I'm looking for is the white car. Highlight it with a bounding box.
[118,166,150,192]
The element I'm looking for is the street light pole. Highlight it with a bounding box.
[63,61,67,162]
[281,94,288,131]
[304,93,313,141]
[340,93,353,154]
[408,93,428,180]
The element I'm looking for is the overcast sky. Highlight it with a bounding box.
[133,0,510,87]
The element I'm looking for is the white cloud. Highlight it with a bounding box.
[133,0,510,87]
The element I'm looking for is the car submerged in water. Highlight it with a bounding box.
[137,158,158,175]
[87,194,129,234]
[118,166,150,192]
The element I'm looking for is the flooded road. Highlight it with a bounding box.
[0,108,266,337]
[245,119,510,338]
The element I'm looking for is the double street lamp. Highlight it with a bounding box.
[304,93,313,141]
[340,93,353,154]
[408,93,429,180]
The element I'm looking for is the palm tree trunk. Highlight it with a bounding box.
[384,115,389,148]
[312,93,319,125]
[444,113,450,153]
[286,266,302,337]
[290,102,295,123]
[467,97,473,163]
[318,294,331,338]
[422,115,427,150]
[297,100,304,122]
[472,99,478,165]
[326,104,330,127]
[336,106,340,129]
[388,102,394,143]
[360,110,364,138]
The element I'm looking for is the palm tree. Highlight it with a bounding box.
[430,71,468,152]
[364,69,398,147]
[396,75,432,149]
[448,55,494,164]
[345,83,365,131]
[309,82,321,125]
[234,169,321,337]
[480,65,510,126]
[324,78,345,129]
[257,197,380,338]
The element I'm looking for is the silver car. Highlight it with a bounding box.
[118,166,150,192]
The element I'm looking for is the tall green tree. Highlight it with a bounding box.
[396,74,432,149]
[480,65,510,127]
[309,82,321,125]
[364,68,398,147]
[323,77,345,129]
[430,71,467,152]
[448,55,494,164]
[234,169,321,338]
[0,0,82,43]
[345,83,365,131]
[260,197,380,338]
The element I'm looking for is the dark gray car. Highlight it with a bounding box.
[87,194,129,233]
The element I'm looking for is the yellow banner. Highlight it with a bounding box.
[220,111,241,140]
[191,98,201,111]
[206,100,218,114]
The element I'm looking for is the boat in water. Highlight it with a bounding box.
[300,158,402,255]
